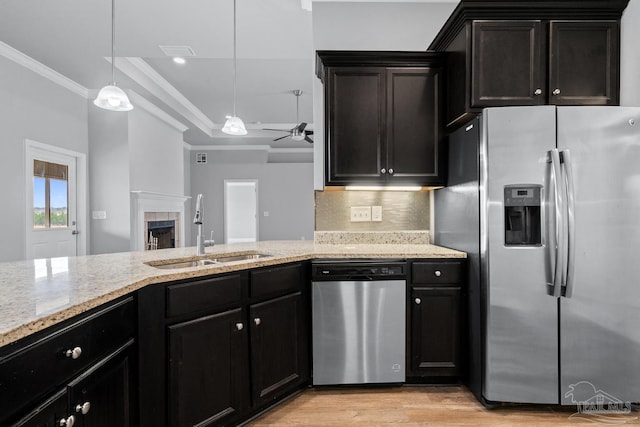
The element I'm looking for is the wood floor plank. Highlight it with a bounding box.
[247,386,640,426]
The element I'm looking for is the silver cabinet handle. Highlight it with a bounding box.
[75,402,91,415]
[434,270,442,277]
[415,298,421,305]
[534,88,542,95]
[65,346,82,359]
[553,88,561,95]
[235,322,244,331]
[254,318,261,326]
[381,168,386,174]
[59,415,75,427]
[388,168,394,175]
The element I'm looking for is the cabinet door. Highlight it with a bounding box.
[472,20,545,107]
[68,339,135,427]
[325,67,385,185]
[167,309,248,427]
[410,287,461,378]
[249,292,308,408]
[549,21,619,105]
[12,389,70,427]
[386,67,444,185]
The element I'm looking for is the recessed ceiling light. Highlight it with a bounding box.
[173,57,186,65]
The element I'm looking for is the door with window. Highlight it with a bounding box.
[27,147,78,259]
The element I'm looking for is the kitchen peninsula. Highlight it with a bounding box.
[0,240,465,426]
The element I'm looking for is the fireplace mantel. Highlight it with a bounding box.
[130,191,190,252]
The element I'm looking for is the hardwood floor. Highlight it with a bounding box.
[247,386,639,426]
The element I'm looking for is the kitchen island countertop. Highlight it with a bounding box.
[0,240,465,347]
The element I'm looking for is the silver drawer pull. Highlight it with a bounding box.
[434,270,442,277]
[415,298,421,305]
[75,401,91,415]
[235,322,244,331]
[254,318,261,326]
[534,88,542,95]
[65,346,82,360]
[59,415,75,427]
[553,88,561,95]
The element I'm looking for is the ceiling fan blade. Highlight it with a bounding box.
[305,130,314,135]
[273,135,289,141]
[296,122,307,132]
[263,128,289,132]
[305,135,314,143]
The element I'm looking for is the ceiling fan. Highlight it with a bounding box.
[263,90,314,143]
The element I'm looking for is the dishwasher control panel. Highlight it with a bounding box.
[312,260,406,280]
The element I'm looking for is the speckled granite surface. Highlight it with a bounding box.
[314,231,430,244]
[0,240,465,347]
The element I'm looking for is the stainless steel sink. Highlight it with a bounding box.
[147,252,272,269]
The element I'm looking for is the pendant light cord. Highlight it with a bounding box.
[232,0,238,117]
[111,0,116,84]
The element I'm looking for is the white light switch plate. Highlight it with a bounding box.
[372,206,382,222]
[350,206,371,222]
[92,210,107,220]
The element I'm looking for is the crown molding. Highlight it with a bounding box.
[127,90,189,133]
[0,42,89,99]
[112,57,215,137]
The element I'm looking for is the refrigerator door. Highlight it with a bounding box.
[558,107,640,405]
[483,106,560,403]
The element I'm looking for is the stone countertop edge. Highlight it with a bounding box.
[0,240,465,348]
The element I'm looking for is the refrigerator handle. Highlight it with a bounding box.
[549,149,565,297]
[561,149,576,298]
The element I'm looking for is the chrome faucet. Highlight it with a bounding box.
[193,193,214,255]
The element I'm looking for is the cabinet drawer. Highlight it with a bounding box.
[166,273,243,318]
[412,262,462,284]
[250,263,303,299]
[0,297,135,423]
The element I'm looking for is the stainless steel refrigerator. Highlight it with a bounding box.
[435,106,640,405]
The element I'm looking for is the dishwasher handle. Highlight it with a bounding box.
[346,275,374,281]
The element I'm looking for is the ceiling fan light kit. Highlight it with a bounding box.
[222,0,247,136]
[94,0,133,112]
[262,89,314,143]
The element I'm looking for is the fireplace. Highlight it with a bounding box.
[130,191,189,252]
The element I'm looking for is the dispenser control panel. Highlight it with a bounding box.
[504,185,542,246]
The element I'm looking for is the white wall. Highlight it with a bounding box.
[189,154,314,244]
[0,55,88,262]
[621,0,640,106]
[311,2,458,188]
[89,106,186,254]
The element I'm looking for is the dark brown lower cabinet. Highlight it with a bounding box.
[167,309,248,427]
[250,292,307,408]
[14,339,136,427]
[410,287,462,378]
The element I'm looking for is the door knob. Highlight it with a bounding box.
[534,88,542,96]
[553,88,561,95]
[254,318,261,326]
[415,298,421,305]
[381,168,386,174]
[235,322,244,331]
[388,168,394,175]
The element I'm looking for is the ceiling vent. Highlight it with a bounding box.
[159,45,197,58]
[195,153,207,164]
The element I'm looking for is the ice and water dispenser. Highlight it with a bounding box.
[504,185,542,246]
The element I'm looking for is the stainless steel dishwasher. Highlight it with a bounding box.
[311,259,406,385]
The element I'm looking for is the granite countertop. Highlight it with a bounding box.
[0,240,465,347]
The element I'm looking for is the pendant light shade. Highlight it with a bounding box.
[221,0,246,135]
[94,0,133,112]
[222,115,247,135]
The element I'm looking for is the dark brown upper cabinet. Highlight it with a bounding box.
[429,0,629,129]
[316,52,446,187]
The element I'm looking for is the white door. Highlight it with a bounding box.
[224,180,258,244]
[26,144,79,259]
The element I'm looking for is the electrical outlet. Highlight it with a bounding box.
[372,206,383,222]
[350,206,371,222]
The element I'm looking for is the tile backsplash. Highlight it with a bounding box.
[314,190,430,231]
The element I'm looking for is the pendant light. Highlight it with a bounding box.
[221,0,247,135]
[93,0,133,111]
